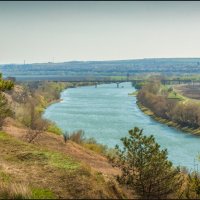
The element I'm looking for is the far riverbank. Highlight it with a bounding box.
[136,100,200,136]
[43,82,97,109]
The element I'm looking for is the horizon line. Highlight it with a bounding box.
[1,56,200,65]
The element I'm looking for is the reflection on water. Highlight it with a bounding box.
[43,82,200,170]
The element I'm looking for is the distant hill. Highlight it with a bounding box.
[1,58,200,81]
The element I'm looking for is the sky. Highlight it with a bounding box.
[1,1,200,64]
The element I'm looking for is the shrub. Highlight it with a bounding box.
[64,130,85,144]
[168,87,173,92]
[19,98,49,143]
[133,81,146,90]
[0,79,14,91]
[0,93,13,128]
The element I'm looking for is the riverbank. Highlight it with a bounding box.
[136,100,200,135]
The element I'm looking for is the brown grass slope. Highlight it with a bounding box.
[0,118,128,199]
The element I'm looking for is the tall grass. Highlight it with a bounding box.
[0,182,31,199]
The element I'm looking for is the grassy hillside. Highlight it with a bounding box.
[0,130,125,199]
[0,79,129,199]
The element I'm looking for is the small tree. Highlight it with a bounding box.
[0,93,13,128]
[168,87,173,93]
[0,79,14,91]
[24,97,48,143]
[111,127,183,199]
[0,74,14,128]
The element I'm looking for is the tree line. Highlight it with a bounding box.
[137,80,200,129]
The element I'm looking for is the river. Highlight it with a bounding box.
[43,82,200,170]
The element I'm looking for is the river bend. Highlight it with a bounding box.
[43,82,200,169]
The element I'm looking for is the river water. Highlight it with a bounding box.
[43,82,200,170]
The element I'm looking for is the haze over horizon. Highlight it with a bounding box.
[1,1,200,64]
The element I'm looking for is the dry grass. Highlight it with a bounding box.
[0,182,31,199]
[0,131,127,199]
[0,82,131,198]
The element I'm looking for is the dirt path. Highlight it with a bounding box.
[2,118,120,177]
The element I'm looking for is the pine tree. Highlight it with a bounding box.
[111,127,183,199]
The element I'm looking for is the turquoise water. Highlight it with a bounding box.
[43,82,200,170]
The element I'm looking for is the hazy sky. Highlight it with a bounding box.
[1,1,200,64]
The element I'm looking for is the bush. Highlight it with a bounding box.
[133,81,146,90]
[64,130,85,144]
[0,79,14,91]
[18,98,49,143]
[0,93,13,128]
[168,87,173,92]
